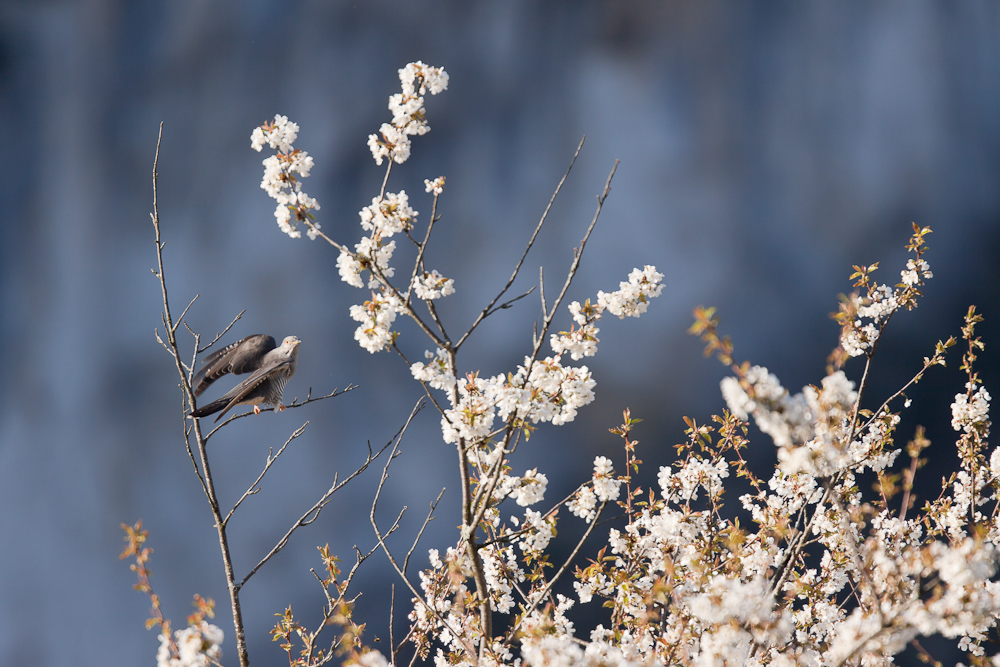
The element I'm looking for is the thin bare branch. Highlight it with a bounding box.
[455,136,586,350]
[531,160,618,359]
[238,436,395,591]
[403,488,446,574]
[538,266,547,324]
[389,584,396,661]
[488,286,536,316]
[201,385,357,439]
[173,294,199,335]
[149,123,251,667]
[371,400,472,655]
[425,298,450,343]
[198,310,247,353]
[405,190,442,305]
[224,422,309,527]
[506,500,608,642]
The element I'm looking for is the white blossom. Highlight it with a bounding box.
[350,290,402,353]
[568,485,599,521]
[592,456,621,502]
[900,258,932,286]
[410,348,456,391]
[512,469,547,506]
[550,322,600,360]
[250,114,298,152]
[951,384,992,434]
[424,176,446,195]
[413,270,455,300]
[596,266,665,319]
[251,115,321,239]
[360,191,417,237]
[157,622,223,667]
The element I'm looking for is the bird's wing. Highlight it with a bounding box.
[192,334,276,396]
[212,358,295,422]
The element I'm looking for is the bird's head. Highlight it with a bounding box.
[281,336,301,351]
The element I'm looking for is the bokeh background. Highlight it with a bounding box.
[1,2,998,665]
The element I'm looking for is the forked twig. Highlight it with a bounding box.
[198,310,246,353]
[224,422,309,527]
[455,136,586,350]
[505,500,608,642]
[370,401,473,655]
[238,437,394,591]
[403,488,446,574]
[202,385,357,440]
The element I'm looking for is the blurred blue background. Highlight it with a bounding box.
[1,2,998,665]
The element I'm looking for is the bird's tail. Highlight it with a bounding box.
[189,398,229,421]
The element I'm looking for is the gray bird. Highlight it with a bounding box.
[189,334,301,422]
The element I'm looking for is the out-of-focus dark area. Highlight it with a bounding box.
[1,2,998,664]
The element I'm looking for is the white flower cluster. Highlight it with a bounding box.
[349,291,402,353]
[409,546,477,659]
[480,543,524,613]
[337,237,396,289]
[657,457,730,503]
[509,469,548,507]
[337,191,416,292]
[410,347,456,391]
[592,456,621,502]
[360,190,416,235]
[840,284,898,357]
[511,508,555,555]
[568,484,599,522]
[841,257,932,357]
[498,356,597,427]
[250,113,297,152]
[952,383,992,435]
[440,373,500,444]
[368,61,448,166]
[551,266,664,361]
[156,622,223,667]
[721,366,813,447]
[570,424,1000,666]
[439,356,596,445]
[424,176,446,195]
[251,114,321,240]
[413,269,455,300]
[336,65,457,354]
[566,460,621,522]
[901,257,933,286]
[520,606,644,667]
[722,367,875,477]
[721,367,861,475]
[597,265,665,318]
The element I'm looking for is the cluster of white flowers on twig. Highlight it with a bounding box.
[368,61,449,166]
[837,244,933,358]
[251,114,321,240]
[550,265,664,361]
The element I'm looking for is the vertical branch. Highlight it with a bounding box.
[150,123,251,667]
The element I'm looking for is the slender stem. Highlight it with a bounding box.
[455,136,586,350]
[224,423,309,527]
[370,402,473,656]
[405,191,441,306]
[150,123,250,667]
[505,500,608,642]
[237,438,392,591]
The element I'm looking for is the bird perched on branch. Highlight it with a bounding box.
[188,334,301,423]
